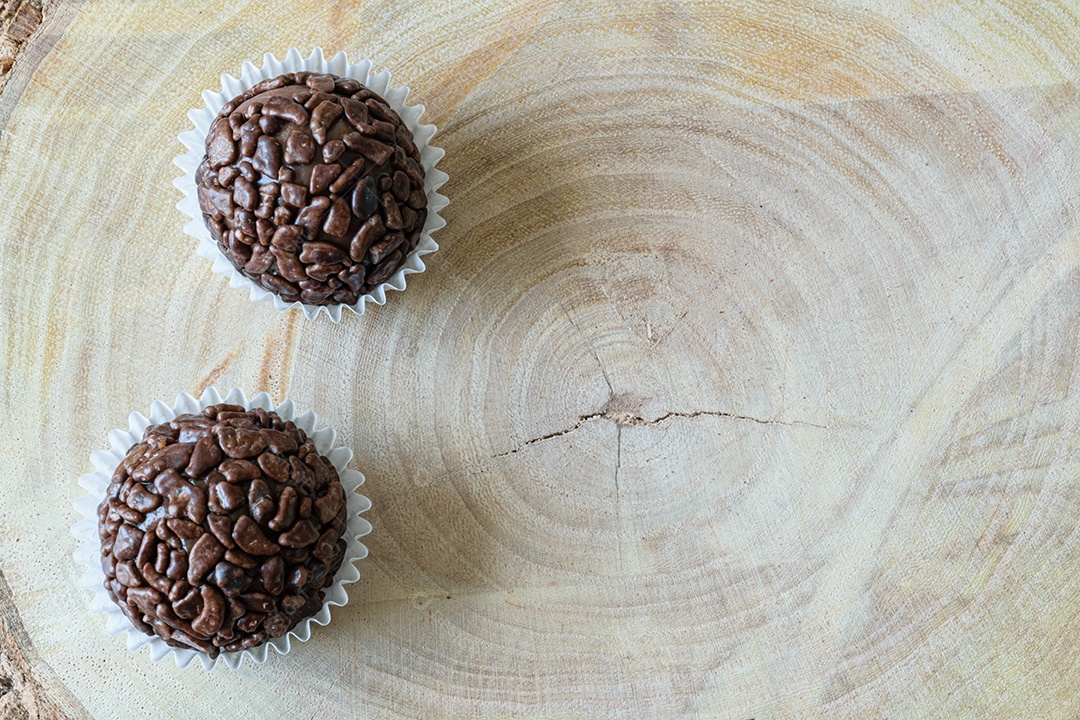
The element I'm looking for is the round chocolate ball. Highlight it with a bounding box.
[195,72,428,306]
[97,403,349,658]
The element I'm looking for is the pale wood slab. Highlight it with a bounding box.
[2,1,1080,717]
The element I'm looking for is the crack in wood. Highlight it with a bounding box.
[642,409,833,430]
[493,408,834,458]
[491,411,608,457]
[559,301,615,400]
[614,425,623,571]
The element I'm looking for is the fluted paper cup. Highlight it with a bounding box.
[174,47,449,322]
[71,387,371,670]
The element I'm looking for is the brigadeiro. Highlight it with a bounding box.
[195,71,428,306]
[97,403,349,658]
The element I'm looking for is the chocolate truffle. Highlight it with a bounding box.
[196,72,428,306]
[97,403,349,658]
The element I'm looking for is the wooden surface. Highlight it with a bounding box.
[2,1,1080,717]
[0,1,44,85]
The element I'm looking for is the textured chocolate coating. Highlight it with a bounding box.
[196,72,428,306]
[97,404,349,658]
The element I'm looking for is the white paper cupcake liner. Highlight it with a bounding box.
[174,47,449,322]
[71,387,372,670]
